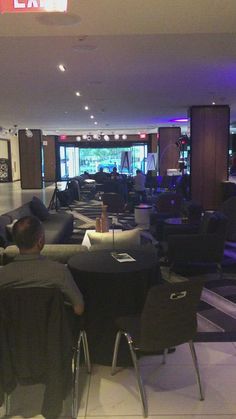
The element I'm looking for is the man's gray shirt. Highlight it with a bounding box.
[0,254,84,307]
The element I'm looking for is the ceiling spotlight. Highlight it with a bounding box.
[97,134,101,140]
[122,134,127,140]
[114,134,120,140]
[82,134,87,140]
[90,115,94,119]
[75,91,81,97]
[84,106,89,111]
[94,121,98,125]
[93,134,98,140]
[104,134,110,141]
[25,129,33,138]
[87,135,92,141]
[58,64,66,72]
[76,136,81,142]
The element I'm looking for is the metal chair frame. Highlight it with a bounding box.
[4,329,91,419]
[111,283,204,417]
[112,331,203,418]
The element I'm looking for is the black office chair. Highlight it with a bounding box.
[102,192,126,214]
[111,281,204,418]
[0,288,91,419]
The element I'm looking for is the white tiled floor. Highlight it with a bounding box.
[1,183,236,418]
[1,342,236,419]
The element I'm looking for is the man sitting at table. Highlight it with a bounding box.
[0,216,84,316]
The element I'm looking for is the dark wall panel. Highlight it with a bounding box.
[158,127,181,176]
[190,105,229,209]
[19,129,42,189]
[43,135,56,182]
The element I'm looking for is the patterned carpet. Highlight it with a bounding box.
[63,199,236,340]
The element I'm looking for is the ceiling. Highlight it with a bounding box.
[1,0,236,136]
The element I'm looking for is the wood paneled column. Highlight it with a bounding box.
[19,129,42,189]
[42,135,56,182]
[190,105,230,209]
[158,127,181,176]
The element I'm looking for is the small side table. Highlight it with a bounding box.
[135,204,152,230]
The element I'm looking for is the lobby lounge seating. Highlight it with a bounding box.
[167,211,228,277]
[111,280,204,417]
[0,196,74,247]
[220,196,236,241]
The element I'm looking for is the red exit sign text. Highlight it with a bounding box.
[0,0,68,13]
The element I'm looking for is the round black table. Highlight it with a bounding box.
[68,248,161,365]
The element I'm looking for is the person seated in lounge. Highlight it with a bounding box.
[0,216,84,316]
[134,169,147,202]
[94,167,109,184]
[110,166,120,180]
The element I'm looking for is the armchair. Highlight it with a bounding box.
[167,211,228,277]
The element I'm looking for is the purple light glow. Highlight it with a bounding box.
[170,118,189,123]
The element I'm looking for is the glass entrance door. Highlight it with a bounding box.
[60,146,80,179]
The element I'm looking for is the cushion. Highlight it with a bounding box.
[87,228,141,249]
[2,244,88,265]
[30,196,49,221]
[5,219,18,242]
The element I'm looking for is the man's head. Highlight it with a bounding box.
[99,167,104,172]
[112,167,117,172]
[12,216,45,254]
[136,169,141,174]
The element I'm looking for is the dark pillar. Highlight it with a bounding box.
[19,129,43,189]
[190,105,230,209]
[158,127,181,176]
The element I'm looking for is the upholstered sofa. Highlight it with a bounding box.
[0,196,74,248]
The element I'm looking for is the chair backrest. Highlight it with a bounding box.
[155,192,183,215]
[199,211,228,237]
[102,192,125,213]
[140,280,204,352]
[0,288,72,418]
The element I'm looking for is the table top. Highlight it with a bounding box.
[68,247,158,274]
[135,204,152,210]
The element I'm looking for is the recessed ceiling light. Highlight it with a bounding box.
[94,121,98,125]
[76,136,81,142]
[90,115,94,119]
[82,134,87,140]
[58,64,66,72]
[114,134,120,140]
[84,106,89,111]
[75,91,81,97]
[122,134,127,140]
[212,101,216,105]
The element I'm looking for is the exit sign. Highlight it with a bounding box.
[0,0,68,13]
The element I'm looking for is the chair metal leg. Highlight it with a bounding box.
[72,333,82,419]
[217,263,223,280]
[4,393,10,416]
[125,333,148,418]
[189,340,204,401]
[72,330,91,419]
[162,348,168,364]
[81,330,91,373]
[111,330,122,375]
